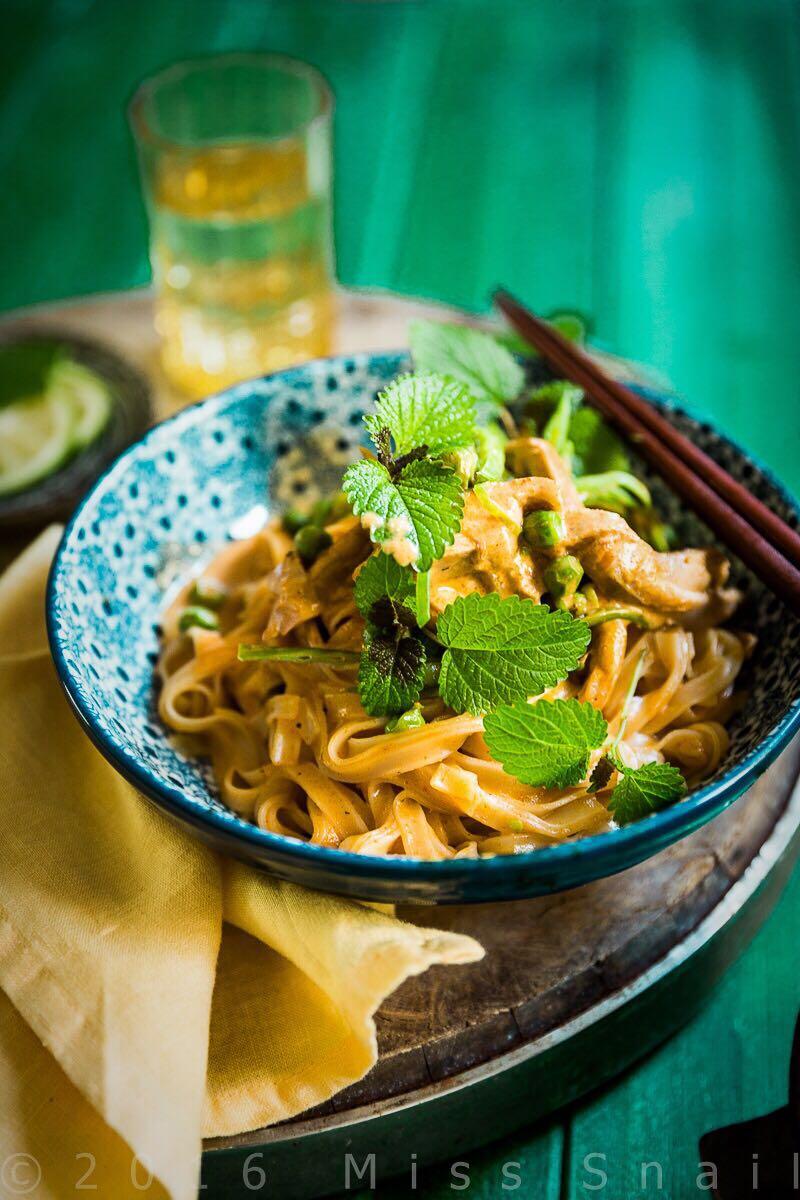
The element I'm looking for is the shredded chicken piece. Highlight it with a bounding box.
[265,555,321,638]
[564,508,739,621]
[308,515,371,592]
[482,476,562,515]
[428,434,739,626]
[263,516,370,640]
[506,436,583,508]
[505,439,740,623]
[326,614,366,652]
[429,487,551,615]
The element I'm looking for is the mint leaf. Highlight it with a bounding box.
[608,760,686,825]
[474,422,507,483]
[569,406,631,475]
[549,311,587,344]
[358,629,426,716]
[354,554,416,625]
[437,593,591,714]
[365,373,476,457]
[484,699,608,788]
[343,457,464,572]
[409,320,524,405]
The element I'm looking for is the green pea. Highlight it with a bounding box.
[178,605,219,632]
[386,704,426,733]
[544,555,583,604]
[294,524,333,564]
[522,509,566,549]
[570,591,589,617]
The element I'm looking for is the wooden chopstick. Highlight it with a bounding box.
[496,289,800,571]
[494,288,800,616]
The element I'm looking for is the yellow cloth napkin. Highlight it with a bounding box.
[0,529,483,1200]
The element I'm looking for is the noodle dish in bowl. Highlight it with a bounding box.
[47,320,800,902]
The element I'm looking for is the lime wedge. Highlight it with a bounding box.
[0,389,77,496]
[49,360,111,448]
[0,356,112,497]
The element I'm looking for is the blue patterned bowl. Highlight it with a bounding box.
[46,353,800,903]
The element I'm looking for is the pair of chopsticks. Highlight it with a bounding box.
[494,289,800,616]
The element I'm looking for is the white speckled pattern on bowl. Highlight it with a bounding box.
[46,352,800,902]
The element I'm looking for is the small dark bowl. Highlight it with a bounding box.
[46,352,800,903]
[0,328,151,531]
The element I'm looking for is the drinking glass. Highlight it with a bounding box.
[129,54,335,399]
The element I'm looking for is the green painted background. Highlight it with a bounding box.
[2,0,799,1195]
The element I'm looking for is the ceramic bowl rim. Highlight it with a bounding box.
[46,351,800,885]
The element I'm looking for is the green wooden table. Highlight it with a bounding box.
[2,1,799,1194]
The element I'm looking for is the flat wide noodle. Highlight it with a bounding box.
[158,451,748,859]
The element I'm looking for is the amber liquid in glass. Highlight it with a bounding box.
[151,143,334,398]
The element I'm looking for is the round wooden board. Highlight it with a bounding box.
[3,290,799,1198]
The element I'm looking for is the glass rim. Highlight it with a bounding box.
[128,51,333,152]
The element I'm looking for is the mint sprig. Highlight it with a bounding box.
[482,698,687,818]
[365,373,476,458]
[343,365,471,710]
[607,759,686,825]
[256,331,692,825]
[483,698,608,788]
[409,320,523,405]
[343,456,464,573]
[436,593,590,715]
